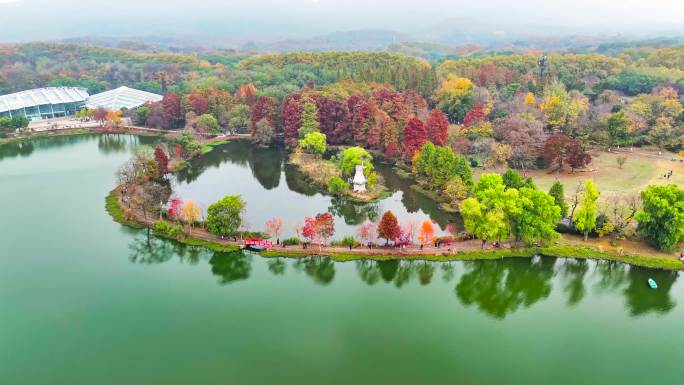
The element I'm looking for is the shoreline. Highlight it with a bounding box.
[105,187,684,271]
[0,126,170,145]
[16,129,678,271]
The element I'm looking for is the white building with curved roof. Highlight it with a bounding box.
[86,86,163,111]
[0,87,89,120]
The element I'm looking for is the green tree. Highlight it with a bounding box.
[502,169,535,190]
[414,142,472,189]
[573,179,600,240]
[207,195,246,237]
[636,184,684,251]
[327,176,349,195]
[135,106,149,126]
[460,173,518,247]
[298,131,327,156]
[339,147,374,178]
[228,104,251,133]
[195,113,221,133]
[299,102,320,138]
[433,75,475,123]
[549,181,569,217]
[443,177,468,203]
[603,110,631,147]
[510,187,561,245]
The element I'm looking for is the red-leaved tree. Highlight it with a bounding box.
[426,109,449,146]
[250,96,278,135]
[93,107,108,126]
[154,146,169,175]
[162,92,182,129]
[402,116,428,161]
[302,213,335,251]
[282,94,302,147]
[463,103,485,128]
[378,211,400,245]
[543,133,592,172]
[188,90,208,115]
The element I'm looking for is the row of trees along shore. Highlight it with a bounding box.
[116,139,684,253]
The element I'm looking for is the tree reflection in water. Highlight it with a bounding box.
[175,141,283,190]
[209,251,252,285]
[561,259,589,306]
[455,257,556,319]
[375,163,463,232]
[129,233,211,265]
[356,260,382,285]
[267,258,287,276]
[293,256,336,286]
[0,141,34,161]
[329,196,380,226]
[623,267,678,317]
[126,233,679,318]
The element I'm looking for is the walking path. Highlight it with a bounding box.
[114,189,682,266]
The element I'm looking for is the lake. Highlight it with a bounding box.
[1,134,682,385]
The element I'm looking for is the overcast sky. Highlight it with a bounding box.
[1,0,683,42]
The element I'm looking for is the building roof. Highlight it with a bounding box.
[0,87,89,113]
[86,86,163,110]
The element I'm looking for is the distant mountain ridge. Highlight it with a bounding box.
[244,29,412,52]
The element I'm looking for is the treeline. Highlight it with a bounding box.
[0,44,436,100]
[239,52,437,97]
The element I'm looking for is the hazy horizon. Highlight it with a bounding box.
[1,0,683,44]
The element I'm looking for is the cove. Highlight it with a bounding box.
[1,134,683,385]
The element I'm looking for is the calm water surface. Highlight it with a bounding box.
[1,134,682,385]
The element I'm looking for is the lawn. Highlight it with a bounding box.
[477,149,684,198]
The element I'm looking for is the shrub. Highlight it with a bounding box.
[367,172,378,186]
[282,237,302,246]
[331,236,360,247]
[327,176,349,195]
[298,131,327,156]
[153,220,185,238]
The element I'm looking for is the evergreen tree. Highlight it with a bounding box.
[298,102,320,138]
[549,181,568,217]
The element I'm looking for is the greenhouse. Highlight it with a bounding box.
[0,87,89,120]
[86,86,163,111]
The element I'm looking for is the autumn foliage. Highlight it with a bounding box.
[426,109,449,146]
[302,213,336,247]
[463,103,485,128]
[543,133,592,172]
[402,116,429,160]
[378,210,400,244]
[154,146,169,175]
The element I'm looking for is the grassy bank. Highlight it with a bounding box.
[106,188,240,253]
[262,244,683,270]
[108,185,682,271]
[201,140,232,154]
[105,189,145,229]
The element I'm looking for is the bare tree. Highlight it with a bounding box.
[569,181,585,218]
[601,194,641,240]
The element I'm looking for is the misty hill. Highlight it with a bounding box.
[245,30,412,52]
